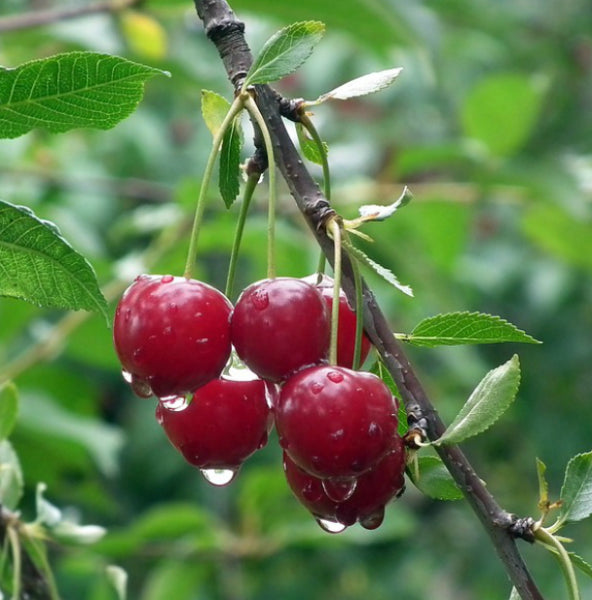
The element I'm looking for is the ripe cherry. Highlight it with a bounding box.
[113,275,232,398]
[230,278,330,382]
[283,433,406,532]
[275,365,398,479]
[156,376,274,473]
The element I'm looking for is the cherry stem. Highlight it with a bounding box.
[350,251,364,370]
[328,218,342,366]
[183,96,245,280]
[225,172,259,299]
[534,528,580,600]
[244,94,277,280]
[300,112,331,201]
[315,251,326,284]
[7,525,21,600]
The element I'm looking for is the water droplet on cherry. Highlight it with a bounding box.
[360,506,385,530]
[251,289,269,310]
[159,394,190,411]
[200,468,238,487]
[121,370,132,383]
[322,477,357,502]
[327,370,344,383]
[315,518,347,534]
[161,275,175,283]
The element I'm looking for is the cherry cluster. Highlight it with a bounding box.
[113,274,406,532]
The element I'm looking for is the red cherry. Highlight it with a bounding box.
[283,433,406,532]
[113,275,232,398]
[156,376,274,471]
[275,365,399,479]
[304,274,372,369]
[230,278,330,382]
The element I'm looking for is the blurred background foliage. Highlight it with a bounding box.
[0,0,591,598]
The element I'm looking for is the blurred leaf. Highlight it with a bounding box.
[462,73,544,156]
[537,457,549,508]
[219,116,243,209]
[435,355,521,445]
[106,566,128,600]
[0,52,168,139]
[0,201,109,320]
[201,90,231,137]
[120,10,168,61]
[558,451,592,526]
[522,204,592,271]
[407,456,463,500]
[140,561,206,600]
[401,311,541,347]
[245,21,325,85]
[0,439,23,510]
[569,553,592,580]
[358,186,412,222]
[0,382,18,440]
[312,67,403,104]
[36,482,62,527]
[296,121,328,165]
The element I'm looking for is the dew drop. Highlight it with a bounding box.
[315,518,347,534]
[360,506,385,530]
[131,376,153,398]
[367,422,382,438]
[329,428,345,441]
[251,289,269,310]
[200,468,238,487]
[161,275,175,283]
[257,431,269,450]
[121,370,133,384]
[159,394,190,411]
[322,477,357,503]
[302,481,323,502]
[311,381,324,394]
[327,370,344,383]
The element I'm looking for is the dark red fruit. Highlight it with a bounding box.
[114,275,232,398]
[156,376,274,470]
[304,274,372,369]
[230,278,330,382]
[283,433,406,532]
[275,365,398,478]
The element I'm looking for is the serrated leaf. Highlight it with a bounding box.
[558,452,592,525]
[536,457,549,507]
[370,359,407,436]
[345,242,413,297]
[569,553,592,580]
[219,115,243,209]
[296,121,328,165]
[0,439,23,510]
[435,355,521,446]
[0,200,108,320]
[0,51,168,139]
[401,311,541,347]
[407,456,463,500]
[245,21,325,86]
[201,90,231,137]
[313,67,403,104]
[0,382,18,440]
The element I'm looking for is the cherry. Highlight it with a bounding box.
[283,433,406,531]
[304,274,372,369]
[230,277,330,382]
[156,376,274,472]
[113,274,232,398]
[275,365,398,479]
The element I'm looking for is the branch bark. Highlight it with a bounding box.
[193,2,545,599]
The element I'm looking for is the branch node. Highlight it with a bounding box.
[509,516,537,544]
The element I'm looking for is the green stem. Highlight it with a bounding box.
[225,172,258,299]
[350,249,364,370]
[315,251,326,284]
[535,527,580,600]
[300,113,331,201]
[8,525,21,600]
[328,219,342,366]
[184,96,245,279]
[244,94,277,280]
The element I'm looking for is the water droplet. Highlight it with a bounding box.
[161,275,175,283]
[278,436,290,450]
[360,506,385,530]
[316,518,347,534]
[367,422,381,437]
[311,381,324,394]
[200,468,238,487]
[322,477,357,503]
[159,394,190,411]
[329,428,345,441]
[251,289,269,310]
[131,376,153,398]
[195,337,209,345]
[302,481,323,502]
[163,326,173,336]
[121,370,133,383]
[327,370,344,383]
[257,431,268,450]
[132,347,143,359]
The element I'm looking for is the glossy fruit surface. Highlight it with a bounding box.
[283,433,406,531]
[230,277,330,382]
[275,365,398,478]
[156,376,274,469]
[114,274,232,398]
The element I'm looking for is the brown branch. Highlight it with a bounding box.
[0,0,141,33]
[192,2,545,599]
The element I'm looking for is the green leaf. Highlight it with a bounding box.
[311,67,403,104]
[509,588,520,600]
[245,21,325,86]
[219,115,243,209]
[345,242,413,297]
[407,456,463,500]
[536,457,549,507]
[0,439,23,510]
[435,355,521,446]
[569,553,592,580]
[369,359,407,436]
[0,200,108,320]
[296,121,328,165]
[201,90,231,137]
[0,382,18,440]
[461,72,544,156]
[399,311,541,347]
[558,452,592,525]
[0,51,168,139]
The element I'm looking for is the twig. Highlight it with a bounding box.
[192,2,545,599]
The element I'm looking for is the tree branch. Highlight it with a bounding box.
[192,2,545,599]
